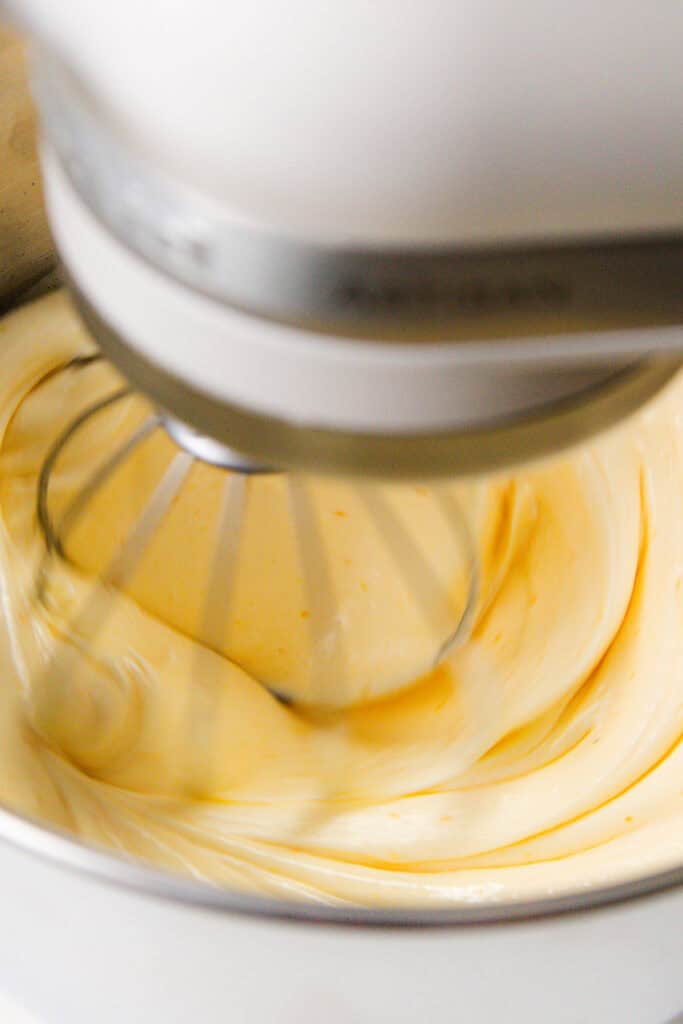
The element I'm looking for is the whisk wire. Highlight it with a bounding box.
[432,486,480,664]
[356,483,477,665]
[30,449,193,744]
[184,471,248,794]
[37,387,135,558]
[288,476,348,705]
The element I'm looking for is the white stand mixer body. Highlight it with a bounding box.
[5,0,683,474]
[9,0,683,244]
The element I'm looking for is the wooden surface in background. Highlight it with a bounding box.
[0,25,54,310]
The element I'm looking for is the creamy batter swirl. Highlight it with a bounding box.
[0,291,682,907]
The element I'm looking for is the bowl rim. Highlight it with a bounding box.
[1,799,682,928]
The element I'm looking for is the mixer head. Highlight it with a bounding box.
[13,8,681,480]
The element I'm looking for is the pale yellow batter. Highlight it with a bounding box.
[0,290,682,907]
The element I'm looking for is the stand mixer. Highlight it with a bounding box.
[1,7,683,1024]
[3,0,680,725]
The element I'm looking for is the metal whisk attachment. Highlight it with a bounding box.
[27,354,478,770]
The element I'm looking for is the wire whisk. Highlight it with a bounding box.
[24,354,479,778]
